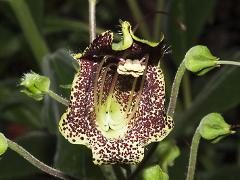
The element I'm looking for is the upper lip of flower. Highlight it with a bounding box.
[75,20,166,65]
[59,20,174,165]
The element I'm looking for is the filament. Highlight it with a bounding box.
[127,55,149,122]
[98,63,116,107]
[93,56,109,113]
[124,77,138,118]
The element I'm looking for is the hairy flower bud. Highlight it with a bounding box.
[20,72,50,101]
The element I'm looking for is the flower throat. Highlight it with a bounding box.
[93,55,149,139]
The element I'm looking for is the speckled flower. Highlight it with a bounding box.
[59,21,174,165]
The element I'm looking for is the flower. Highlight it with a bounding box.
[59,21,174,165]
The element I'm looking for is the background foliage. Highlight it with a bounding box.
[0,0,239,179]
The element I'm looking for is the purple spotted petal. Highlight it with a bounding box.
[59,58,173,165]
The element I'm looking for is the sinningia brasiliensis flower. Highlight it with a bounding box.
[59,21,174,165]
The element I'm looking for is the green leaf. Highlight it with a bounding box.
[168,0,216,64]
[54,137,105,179]
[0,132,55,179]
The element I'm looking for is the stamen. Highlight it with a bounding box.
[109,70,119,96]
[98,63,116,107]
[127,55,149,122]
[93,56,109,113]
[124,77,138,118]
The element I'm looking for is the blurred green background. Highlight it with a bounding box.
[0,0,239,179]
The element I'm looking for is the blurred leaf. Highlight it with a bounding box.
[44,16,105,34]
[200,165,240,180]
[0,27,20,59]
[54,137,104,180]
[41,49,75,133]
[175,62,240,136]
[9,0,49,65]
[0,131,55,179]
[168,148,189,180]
[155,140,180,172]
[142,165,169,180]
[167,0,216,64]
[26,0,44,27]
[0,79,43,128]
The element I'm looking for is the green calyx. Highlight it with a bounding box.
[112,21,133,51]
[20,71,50,101]
[184,45,219,76]
[142,165,169,180]
[112,20,162,51]
[96,95,128,139]
[0,133,8,156]
[199,113,235,143]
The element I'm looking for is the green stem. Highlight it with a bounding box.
[126,0,150,39]
[88,0,96,42]
[7,138,75,180]
[153,0,165,40]
[217,60,240,67]
[167,60,186,118]
[186,128,201,180]
[47,90,69,106]
[9,0,49,65]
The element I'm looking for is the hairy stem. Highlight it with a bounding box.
[186,128,201,180]
[182,73,192,109]
[47,90,69,106]
[88,0,97,42]
[9,0,49,65]
[217,60,240,67]
[7,138,76,180]
[167,60,186,117]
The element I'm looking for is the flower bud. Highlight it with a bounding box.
[0,133,8,155]
[184,45,219,75]
[142,165,169,180]
[199,113,235,143]
[20,72,50,101]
